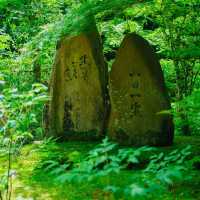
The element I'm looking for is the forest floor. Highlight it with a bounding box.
[1,136,200,200]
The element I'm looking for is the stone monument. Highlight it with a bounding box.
[48,30,109,139]
[108,33,174,146]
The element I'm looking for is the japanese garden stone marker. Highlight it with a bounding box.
[48,30,108,139]
[108,33,174,146]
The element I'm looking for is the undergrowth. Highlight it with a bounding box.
[33,137,193,199]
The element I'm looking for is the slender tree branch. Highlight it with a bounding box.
[5,136,12,200]
[0,191,3,200]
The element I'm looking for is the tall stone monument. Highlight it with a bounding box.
[108,33,174,146]
[48,29,108,139]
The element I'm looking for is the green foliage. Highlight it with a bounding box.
[0,74,49,199]
[0,0,25,9]
[0,76,49,146]
[35,137,193,199]
[146,145,191,172]
[173,89,200,135]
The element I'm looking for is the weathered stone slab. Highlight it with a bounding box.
[108,33,174,146]
[48,30,108,139]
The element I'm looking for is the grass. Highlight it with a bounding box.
[0,136,200,200]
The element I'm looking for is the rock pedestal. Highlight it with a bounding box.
[108,33,174,146]
[48,30,108,139]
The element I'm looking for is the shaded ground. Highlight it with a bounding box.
[1,136,200,200]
